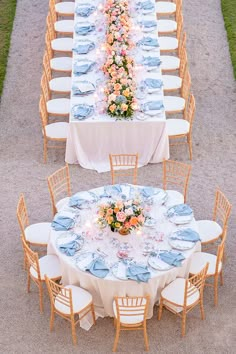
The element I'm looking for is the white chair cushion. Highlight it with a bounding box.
[50,57,72,72]
[158,19,177,33]
[55,2,75,15]
[161,278,200,313]
[51,38,73,52]
[49,77,72,93]
[45,122,69,139]
[55,285,92,315]
[162,75,182,91]
[54,20,74,33]
[159,37,178,51]
[189,252,222,276]
[25,222,50,245]
[113,299,146,324]
[56,197,70,211]
[164,96,186,112]
[166,119,190,136]
[46,98,70,115]
[196,220,223,243]
[30,255,61,280]
[156,2,176,14]
[161,55,180,71]
[165,190,184,207]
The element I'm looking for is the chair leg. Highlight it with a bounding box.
[113,324,120,352]
[91,304,96,325]
[43,138,48,164]
[188,135,193,160]
[200,296,205,320]
[220,270,224,286]
[143,322,149,351]
[181,311,186,337]
[214,276,219,306]
[71,316,77,345]
[158,298,163,320]
[50,307,55,331]
[27,273,31,293]
[39,283,44,313]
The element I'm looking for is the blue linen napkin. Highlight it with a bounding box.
[52,215,74,231]
[72,104,94,120]
[69,195,87,208]
[75,5,96,17]
[126,264,151,283]
[75,24,95,36]
[59,239,80,256]
[144,78,163,89]
[170,228,201,242]
[85,258,110,278]
[167,204,193,218]
[141,20,157,29]
[138,37,159,47]
[159,251,185,267]
[73,61,96,76]
[138,0,155,11]
[73,42,95,54]
[72,82,95,96]
[142,56,162,67]
[141,186,156,198]
[101,184,122,197]
[141,101,164,112]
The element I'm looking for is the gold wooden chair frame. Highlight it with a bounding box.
[49,0,73,36]
[158,263,209,336]
[113,295,150,352]
[159,14,183,54]
[163,47,188,93]
[45,276,96,345]
[163,159,192,202]
[158,0,182,35]
[156,0,182,18]
[109,153,139,185]
[46,14,72,55]
[47,164,72,215]
[50,0,75,18]
[211,189,232,243]
[45,33,72,74]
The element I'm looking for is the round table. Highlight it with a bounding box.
[48,184,201,330]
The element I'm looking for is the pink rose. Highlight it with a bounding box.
[116,211,126,222]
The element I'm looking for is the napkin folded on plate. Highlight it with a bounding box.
[75,24,95,36]
[58,239,81,256]
[159,251,185,267]
[75,5,96,17]
[167,204,193,218]
[141,101,164,112]
[170,228,200,242]
[138,37,159,47]
[142,56,162,67]
[72,81,95,95]
[141,186,156,198]
[52,214,75,231]
[86,258,110,278]
[141,20,157,29]
[144,78,163,89]
[74,61,96,76]
[73,42,95,54]
[100,184,122,197]
[72,104,94,120]
[69,195,88,208]
[126,264,151,283]
[138,0,155,11]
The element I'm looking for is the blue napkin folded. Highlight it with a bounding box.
[72,82,95,96]
[141,20,157,29]
[159,251,185,267]
[167,204,193,218]
[101,184,122,197]
[138,0,155,11]
[85,258,110,278]
[72,104,94,120]
[141,101,164,112]
[138,37,159,47]
[69,195,87,208]
[73,61,96,76]
[59,239,81,256]
[73,42,95,54]
[52,215,74,231]
[142,56,162,67]
[170,228,201,242]
[75,5,96,17]
[141,186,156,198]
[126,264,151,283]
[144,78,163,89]
[75,24,95,36]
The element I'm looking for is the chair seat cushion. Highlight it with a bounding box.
[158,19,177,33]
[55,285,92,315]
[51,38,73,52]
[30,255,61,280]
[161,278,200,313]
[161,55,180,71]
[56,197,70,211]
[25,222,50,245]
[159,37,178,51]
[166,119,190,136]
[54,20,74,33]
[165,190,184,207]
[164,96,186,113]
[197,220,223,243]
[50,57,72,72]
[55,2,75,15]
[189,252,222,276]
[113,299,146,324]
[49,77,72,93]
[45,122,69,139]
[162,74,182,91]
[156,2,176,14]
[46,98,70,115]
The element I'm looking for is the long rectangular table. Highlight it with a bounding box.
[65,0,169,172]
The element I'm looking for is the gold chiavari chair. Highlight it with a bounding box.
[156,0,182,18]
[46,14,73,55]
[39,96,68,163]
[113,295,150,352]
[50,0,75,18]
[158,263,209,336]
[109,153,139,185]
[157,0,182,35]
[161,32,186,73]
[159,14,183,53]
[163,159,192,204]
[45,32,72,73]
[196,189,232,247]
[21,237,61,313]
[189,230,227,306]
[49,0,74,35]
[45,276,96,345]
[167,94,195,160]
[43,53,71,94]
[47,164,72,215]
[162,48,188,92]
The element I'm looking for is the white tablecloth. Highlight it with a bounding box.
[65,0,169,172]
[48,185,201,329]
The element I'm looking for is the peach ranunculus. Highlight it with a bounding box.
[106,216,114,224]
[116,211,127,222]
[121,104,128,111]
[114,207,120,213]
[106,208,113,215]
[109,104,116,113]
[130,217,138,226]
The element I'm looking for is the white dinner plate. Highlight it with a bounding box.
[75,252,98,271]
[168,237,195,251]
[148,254,173,271]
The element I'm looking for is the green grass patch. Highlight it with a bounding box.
[0,0,17,97]
[221,0,236,79]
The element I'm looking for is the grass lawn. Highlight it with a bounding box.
[0,0,17,97]
[221,0,236,79]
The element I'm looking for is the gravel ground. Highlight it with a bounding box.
[0,0,236,353]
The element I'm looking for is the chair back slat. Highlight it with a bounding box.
[179,48,187,78]
[45,276,73,314]
[17,194,29,236]
[47,165,71,213]
[46,14,56,41]
[39,95,48,132]
[41,73,51,103]
[43,53,52,82]
[213,189,232,228]
[21,237,41,279]
[115,296,149,321]
[109,154,138,185]
[176,14,183,41]
[185,263,209,305]
[45,32,53,59]
[181,69,191,102]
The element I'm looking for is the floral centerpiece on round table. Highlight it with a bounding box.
[97,199,145,235]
